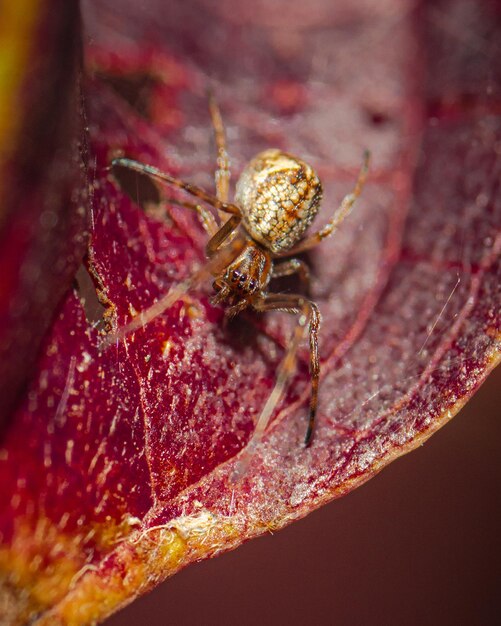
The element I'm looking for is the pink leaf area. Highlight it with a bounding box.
[0,1,499,624]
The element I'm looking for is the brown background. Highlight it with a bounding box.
[107,366,500,626]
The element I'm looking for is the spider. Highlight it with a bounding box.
[109,93,369,463]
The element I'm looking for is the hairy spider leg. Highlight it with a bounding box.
[101,236,245,349]
[277,150,371,257]
[105,160,245,350]
[253,295,321,446]
[208,90,231,203]
[112,158,243,254]
[112,159,245,252]
[206,215,241,257]
[162,195,219,236]
[112,158,240,215]
[271,258,311,292]
[232,294,320,480]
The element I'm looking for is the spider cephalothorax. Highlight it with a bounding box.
[212,241,272,314]
[109,93,369,465]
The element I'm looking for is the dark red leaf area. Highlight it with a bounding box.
[0,4,85,426]
[0,0,500,622]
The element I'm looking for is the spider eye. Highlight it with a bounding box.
[248,279,256,291]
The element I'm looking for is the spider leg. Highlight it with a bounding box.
[232,293,320,480]
[206,215,241,257]
[210,284,231,305]
[277,150,370,257]
[253,294,320,446]
[224,299,249,318]
[208,90,231,203]
[271,258,311,293]
[101,237,244,349]
[112,158,240,216]
[163,195,219,236]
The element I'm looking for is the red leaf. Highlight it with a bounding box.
[0,3,86,425]
[0,1,499,624]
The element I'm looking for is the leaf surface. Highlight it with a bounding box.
[0,1,86,425]
[0,1,499,624]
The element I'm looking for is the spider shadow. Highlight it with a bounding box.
[219,260,314,364]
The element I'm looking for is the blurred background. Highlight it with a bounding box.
[108,365,500,626]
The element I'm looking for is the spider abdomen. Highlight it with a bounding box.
[235,149,322,254]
